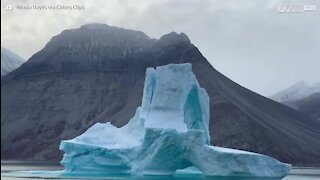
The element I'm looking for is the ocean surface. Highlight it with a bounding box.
[1,161,320,180]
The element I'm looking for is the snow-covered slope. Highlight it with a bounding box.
[270,81,320,120]
[270,81,320,102]
[1,47,25,76]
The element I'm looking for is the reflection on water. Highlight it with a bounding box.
[1,161,320,180]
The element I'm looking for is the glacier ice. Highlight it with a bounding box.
[59,63,291,178]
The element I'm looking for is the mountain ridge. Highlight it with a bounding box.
[270,81,320,120]
[270,81,320,102]
[1,47,25,77]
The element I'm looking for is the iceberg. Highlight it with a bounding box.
[59,63,291,178]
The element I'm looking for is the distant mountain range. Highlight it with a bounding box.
[270,81,320,120]
[2,23,320,166]
[270,81,320,103]
[1,47,25,77]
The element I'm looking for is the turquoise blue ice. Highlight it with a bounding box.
[59,63,291,178]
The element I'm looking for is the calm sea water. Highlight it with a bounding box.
[1,161,320,180]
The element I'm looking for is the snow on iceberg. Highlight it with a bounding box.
[59,63,291,177]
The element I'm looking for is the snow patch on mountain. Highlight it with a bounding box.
[270,81,320,102]
[1,47,25,76]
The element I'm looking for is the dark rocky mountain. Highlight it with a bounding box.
[282,93,320,121]
[2,23,320,166]
[270,81,320,120]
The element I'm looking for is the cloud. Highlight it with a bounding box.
[1,0,319,96]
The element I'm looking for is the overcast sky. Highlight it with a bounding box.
[1,0,320,96]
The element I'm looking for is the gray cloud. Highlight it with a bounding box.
[1,0,319,96]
